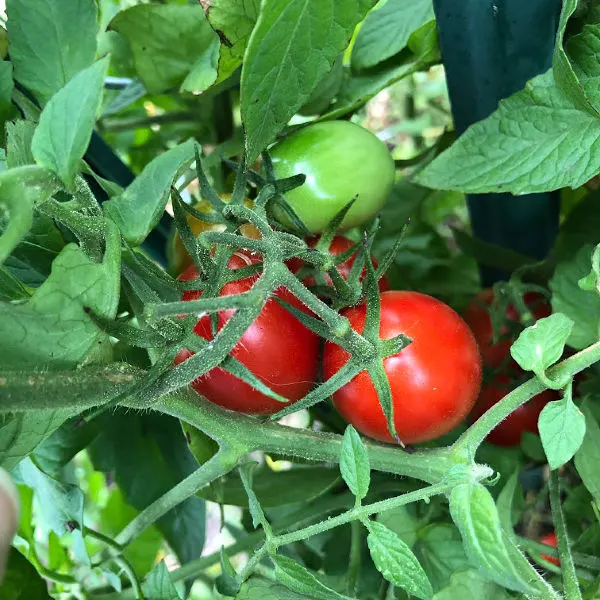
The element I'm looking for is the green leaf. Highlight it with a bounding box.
[7,0,98,103]
[324,21,438,119]
[432,569,513,600]
[6,121,37,169]
[449,483,532,594]
[495,471,520,536]
[551,244,600,350]
[103,139,195,246]
[339,426,370,501]
[567,24,600,103]
[110,5,219,94]
[0,226,120,369]
[206,0,260,82]
[416,69,600,194]
[89,412,205,565]
[0,548,50,600]
[238,462,267,529]
[510,313,574,374]
[539,393,586,470]
[0,410,75,471]
[575,403,600,506]
[14,457,84,535]
[376,505,419,548]
[0,62,16,135]
[272,555,351,600]
[197,464,339,507]
[31,58,108,189]
[216,547,240,596]
[367,520,433,600]
[352,0,433,69]
[241,0,376,162]
[553,0,598,115]
[236,576,311,600]
[142,561,182,600]
[413,524,471,592]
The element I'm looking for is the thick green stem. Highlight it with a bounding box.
[346,520,362,594]
[549,471,583,600]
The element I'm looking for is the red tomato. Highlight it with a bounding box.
[323,291,482,444]
[469,374,558,447]
[175,252,320,414]
[288,235,390,292]
[540,532,559,566]
[463,289,551,368]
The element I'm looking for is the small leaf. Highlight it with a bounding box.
[551,245,600,350]
[216,548,240,597]
[238,462,267,529]
[449,483,532,594]
[241,0,376,162]
[575,403,600,506]
[416,69,600,194]
[31,58,108,188]
[432,569,513,600]
[236,576,310,600]
[103,139,195,245]
[272,555,351,600]
[510,313,573,373]
[367,520,433,600]
[142,561,182,600]
[110,5,219,94]
[7,0,98,103]
[352,0,433,69]
[14,457,84,536]
[339,426,370,501]
[539,392,586,470]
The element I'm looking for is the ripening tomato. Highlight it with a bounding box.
[174,252,319,414]
[323,291,482,444]
[270,121,395,233]
[468,374,558,447]
[287,235,390,292]
[170,194,260,273]
[463,289,551,368]
[540,532,560,566]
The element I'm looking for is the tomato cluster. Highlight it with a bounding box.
[172,121,485,445]
[464,289,558,447]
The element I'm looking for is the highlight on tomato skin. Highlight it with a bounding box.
[287,235,390,292]
[322,290,482,445]
[468,374,558,447]
[174,252,320,415]
[539,531,560,566]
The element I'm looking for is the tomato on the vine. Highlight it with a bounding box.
[463,289,551,368]
[468,374,558,447]
[170,194,260,273]
[174,252,320,414]
[323,291,482,444]
[287,235,390,292]
[270,121,395,233]
[540,532,560,566]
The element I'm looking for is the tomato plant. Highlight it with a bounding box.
[287,235,390,292]
[323,291,482,444]
[270,121,395,233]
[174,253,320,414]
[3,1,600,599]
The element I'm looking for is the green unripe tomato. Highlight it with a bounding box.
[270,121,395,233]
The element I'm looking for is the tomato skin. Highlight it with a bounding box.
[287,235,390,292]
[270,121,395,233]
[540,532,560,566]
[170,194,260,274]
[323,291,482,444]
[174,253,320,414]
[463,289,551,368]
[468,375,558,447]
